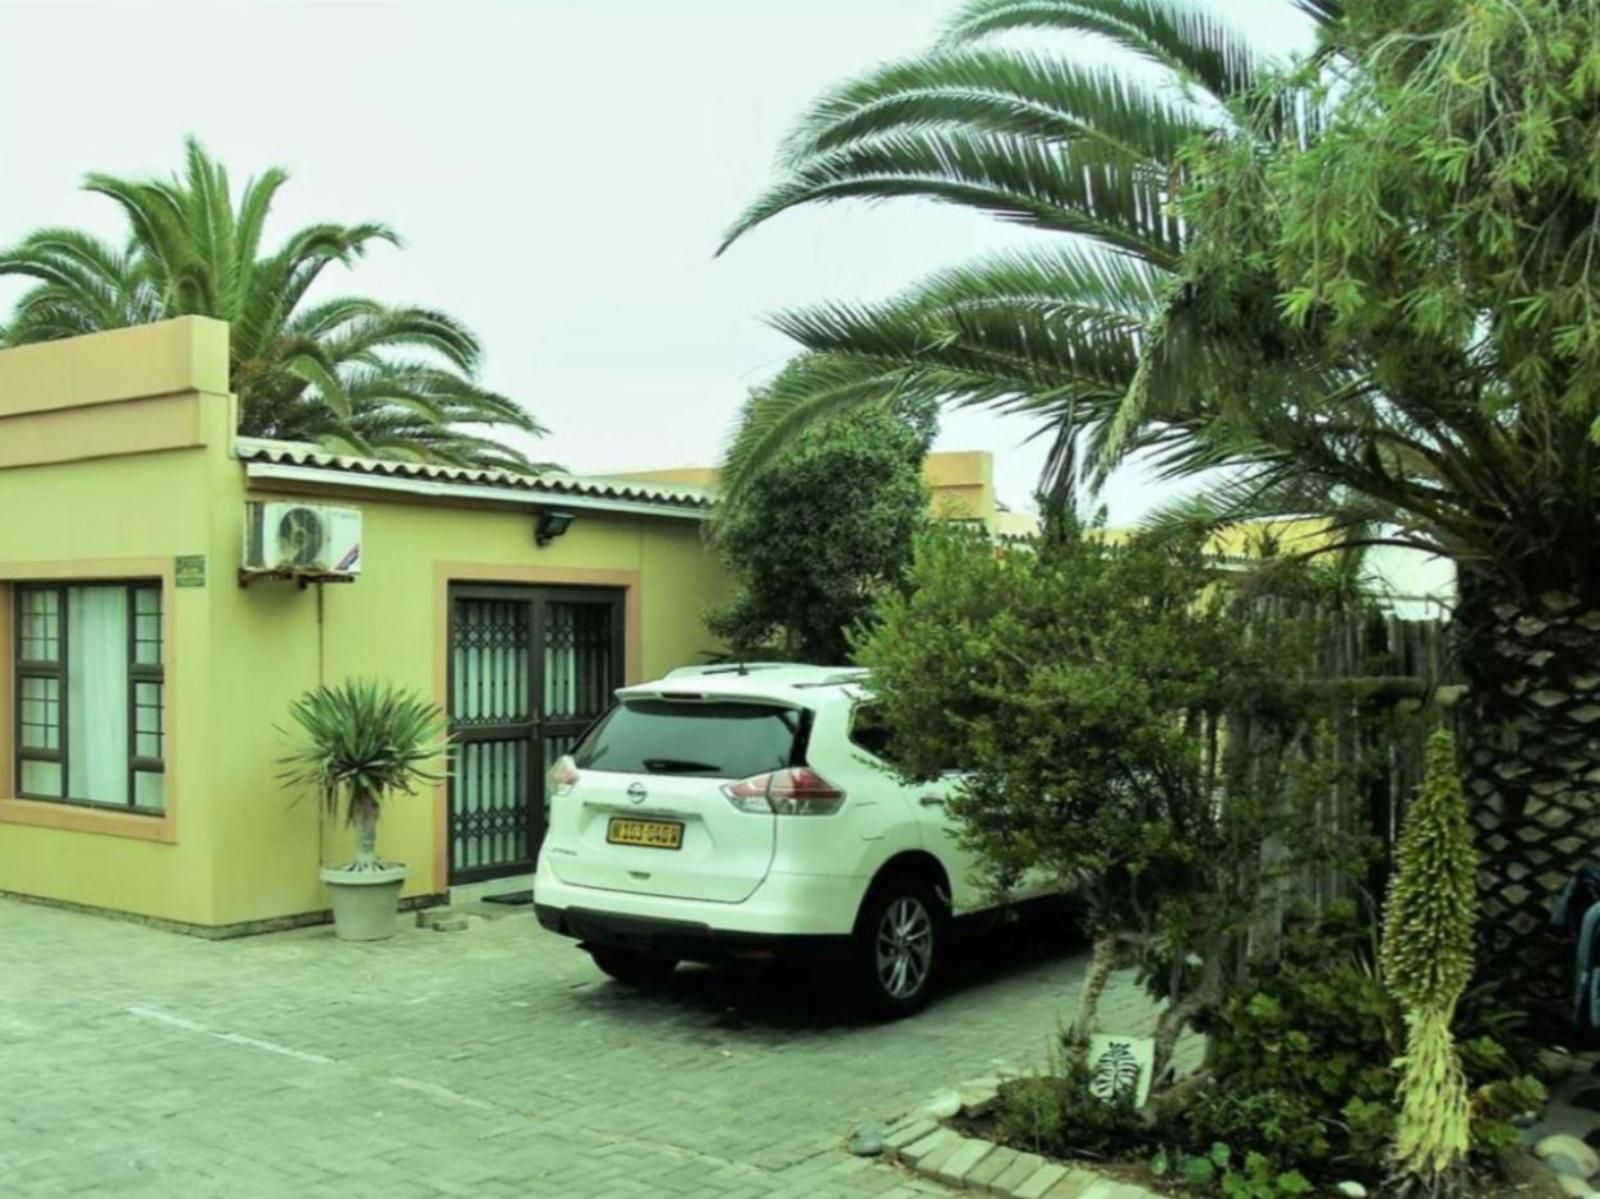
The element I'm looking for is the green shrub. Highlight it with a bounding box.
[707,390,935,664]
[1157,902,1539,1191]
[995,1058,1148,1159]
[1153,1145,1312,1197]
[1469,1074,1547,1164]
[1166,903,1398,1171]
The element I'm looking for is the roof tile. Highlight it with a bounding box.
[234,437,713,511]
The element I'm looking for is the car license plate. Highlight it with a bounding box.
[607,817,684,850]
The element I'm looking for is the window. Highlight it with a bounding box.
[14,582,166,813]
[849,704,959,775]
[573,700,806,779]
[848,704,899,764]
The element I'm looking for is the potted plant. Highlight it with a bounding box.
[281,680,448,941]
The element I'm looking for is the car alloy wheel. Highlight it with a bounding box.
[875,895,934,1000]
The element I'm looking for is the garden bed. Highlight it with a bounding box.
[870,1080,1572,1199]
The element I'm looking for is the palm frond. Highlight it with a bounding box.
[1292,0,1343,26]
[725,128,1181,265]
[941,0,1263,100]
[779,48,1207,167]
[721,355,943,508]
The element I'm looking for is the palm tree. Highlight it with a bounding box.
[0,139,542,470]
[718,0,1311,503]
[721,0,1600,1003]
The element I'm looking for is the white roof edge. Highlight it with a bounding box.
[233,437,714,506]
[243,460,707,521]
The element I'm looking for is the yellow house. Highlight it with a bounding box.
[0,318,730,934]
[617,448,1043,538]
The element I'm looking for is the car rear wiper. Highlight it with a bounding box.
[641,758,721,774]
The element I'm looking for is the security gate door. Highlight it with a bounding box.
[448,585,623,882]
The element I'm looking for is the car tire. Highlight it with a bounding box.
[588,946,679,987]
[850,874,945,1019]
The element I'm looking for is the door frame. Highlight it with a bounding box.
[432,564,641,894]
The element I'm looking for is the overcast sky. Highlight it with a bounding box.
[0,0,1315,519]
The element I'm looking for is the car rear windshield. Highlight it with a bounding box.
[573,699,805,779]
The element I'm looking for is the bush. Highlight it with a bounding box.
[856,515,1311,1074]
[982,903,1541,1193]
[995,1058,1149,1160]
[1162,904,1398,1172]
[707,389,935,664]
[1156,903,1540,1190]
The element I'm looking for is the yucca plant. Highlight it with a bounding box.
[280,680,449,872]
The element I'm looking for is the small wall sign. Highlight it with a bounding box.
[175,555,207,588]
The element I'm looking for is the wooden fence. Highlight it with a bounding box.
[1232,602,1460,939]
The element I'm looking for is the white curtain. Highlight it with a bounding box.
[67,586,128,805]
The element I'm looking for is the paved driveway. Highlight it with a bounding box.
[0,898,1118,1198]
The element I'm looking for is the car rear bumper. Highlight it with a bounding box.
[531,866,868,956]
[535,903,848,964]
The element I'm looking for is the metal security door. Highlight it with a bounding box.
[536,589,624,782]
[448,585,622,883]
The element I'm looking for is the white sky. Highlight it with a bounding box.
[0,0,1314,520]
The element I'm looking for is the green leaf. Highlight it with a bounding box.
[1182,1153,1219,1185]
[1274,1170,1311,1195]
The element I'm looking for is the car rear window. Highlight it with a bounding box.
[573,700,806,779]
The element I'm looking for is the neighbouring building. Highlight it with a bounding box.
[616,448,1045,541]
[0,318,729,934]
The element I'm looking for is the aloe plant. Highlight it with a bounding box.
[280,680,448,871]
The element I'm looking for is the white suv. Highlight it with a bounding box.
[533,662,1058,1015]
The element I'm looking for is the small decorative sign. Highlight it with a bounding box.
[1087,1034,1155,1108]
[175,555,207,588]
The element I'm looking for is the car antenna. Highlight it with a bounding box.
[736,659,748,677]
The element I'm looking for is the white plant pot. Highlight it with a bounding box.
[320,863,408,941]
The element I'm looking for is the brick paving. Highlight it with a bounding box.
[0,898,1164,1197]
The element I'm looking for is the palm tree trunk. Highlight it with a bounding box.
[350,788,381,870]
[1456,578,1600,1023]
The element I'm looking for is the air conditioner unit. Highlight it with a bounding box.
[243,502,363,576]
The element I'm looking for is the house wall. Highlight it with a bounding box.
[0,318,730,932]
[208,485,727,927]
[0,318,234,926]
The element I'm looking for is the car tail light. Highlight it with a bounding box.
[546,754,580,798]
[722,767,845,816]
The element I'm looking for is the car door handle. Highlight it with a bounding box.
[919,795,946,807]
